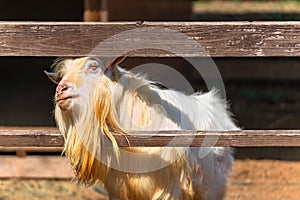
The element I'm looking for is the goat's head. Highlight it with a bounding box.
[45,56,125,111]
[45,57,106,112]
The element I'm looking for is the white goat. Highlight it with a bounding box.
[45,57,238,200]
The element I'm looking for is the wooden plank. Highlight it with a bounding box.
[0,127,64,147]
[0,156,73,179]
[0,147,63,153]
[1,127,300,147]
[115,130,300,147]
[0,21,300,57]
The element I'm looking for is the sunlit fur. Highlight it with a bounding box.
[50,57,239,200]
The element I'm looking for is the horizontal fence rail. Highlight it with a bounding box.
[1,127,300,147]
[0,21,300,57]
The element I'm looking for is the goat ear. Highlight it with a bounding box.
[44,70,61,84]
[106,56,126,71]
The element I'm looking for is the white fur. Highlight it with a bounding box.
[110,68,238,199]
[52,57,239,200]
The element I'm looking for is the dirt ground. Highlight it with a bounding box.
[1,159,300,200]
[226,160,300,200]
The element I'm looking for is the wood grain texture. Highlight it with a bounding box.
[0,127,63,147]
[1,127,300,147]
[0,21,300,57]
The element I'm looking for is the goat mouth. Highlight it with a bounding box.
[55,95,77,104]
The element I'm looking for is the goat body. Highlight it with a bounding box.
[46,57,239,200]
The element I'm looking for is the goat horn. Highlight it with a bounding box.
[44,70,61,84]
[106,56,127,71]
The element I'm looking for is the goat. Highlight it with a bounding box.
[45,57,239,200]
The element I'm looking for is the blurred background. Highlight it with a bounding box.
[1,0,300,199]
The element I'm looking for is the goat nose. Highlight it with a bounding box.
[56,82,69,95]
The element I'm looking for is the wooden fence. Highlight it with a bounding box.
[1,21,300,148]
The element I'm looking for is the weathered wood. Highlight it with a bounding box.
[0,21,300,57]
[0,127,64,147]
[1,127,300,147]
[116,130,300,147]
[0,147,63,153]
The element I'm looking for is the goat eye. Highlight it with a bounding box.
[87,61,99,73]
[89,65,98,70]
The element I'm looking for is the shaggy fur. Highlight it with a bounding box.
[46,57,239,200]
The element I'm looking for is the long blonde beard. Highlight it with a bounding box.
[64,125,108,184]
[58,75,126,184]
